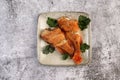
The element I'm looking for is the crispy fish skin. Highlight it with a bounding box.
[55,40,74,55]
[58,17,83,64]
[40,28,65,46]
[58,17,80,32]
[40,28,74,55]
[65,32,83,64]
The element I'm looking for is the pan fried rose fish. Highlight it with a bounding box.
[58,16,83,64]
[40,28,74,55]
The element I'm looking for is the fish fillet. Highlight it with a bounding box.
[58,17,83,64]
[40,28,74,55]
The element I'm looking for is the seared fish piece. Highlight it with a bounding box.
[40,28,74,55]
[58,17,83,64]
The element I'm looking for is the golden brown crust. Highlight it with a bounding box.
[40,28,74,55]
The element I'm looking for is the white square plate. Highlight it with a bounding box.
[37,12,91,66]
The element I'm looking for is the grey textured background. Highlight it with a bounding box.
[0,0,120,80]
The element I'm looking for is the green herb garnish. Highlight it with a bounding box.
[43,45,55,54]
[80,43,90,53]
[47,17,58,27]
[78,15,91,30]
[62,53,70,60]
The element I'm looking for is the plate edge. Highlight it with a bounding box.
[37,12,92,66]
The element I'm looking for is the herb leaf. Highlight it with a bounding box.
[47,17,58,27]
[78,15,91,30]
[48,45,55,53]
[80,43,90,53]
[43,45,55,54]
[62,53,70,60]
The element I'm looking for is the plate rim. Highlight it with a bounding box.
[37,11,92,66]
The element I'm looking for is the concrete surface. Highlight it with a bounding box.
[0,0,120,80]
